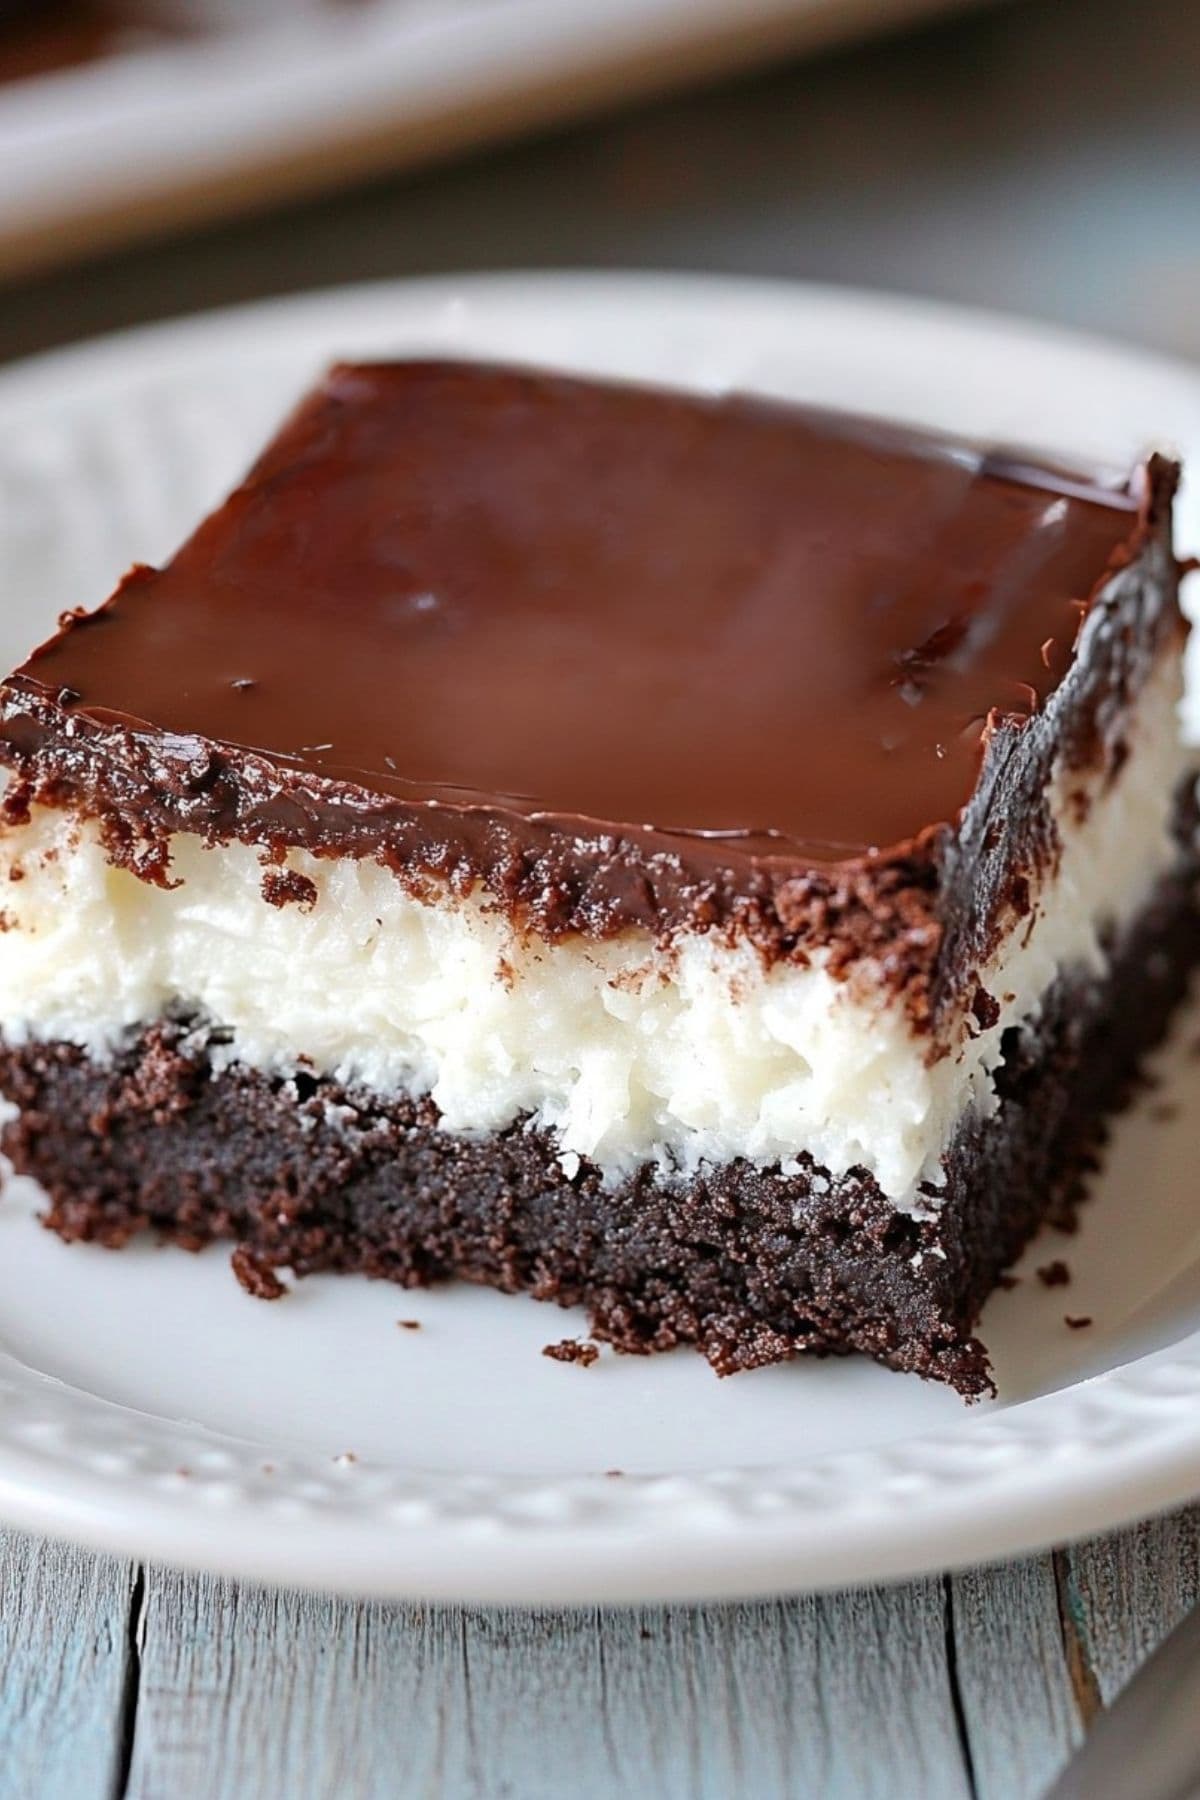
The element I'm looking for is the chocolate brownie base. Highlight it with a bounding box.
[2,855,1197,1398]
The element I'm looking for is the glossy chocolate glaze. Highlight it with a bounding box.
[0,365,1181,1008]
[11,361,1144,862]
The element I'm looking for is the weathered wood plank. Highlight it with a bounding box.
[124,1571,969,1800]
[443,1587,969,1800]
[122,1576,423,1800]
[779,1582,970,1800]
[950,1557,1082,1800]
[1058,1504,1200,1707]
[0,1531,137,1800]
[11,1525,1199,1800]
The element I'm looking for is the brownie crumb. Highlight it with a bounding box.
[1037,1260,1071,1288]
[1149,1100,1179,1123]
[397,1318,422,1331]
[970,985,1001,1030]
[231,1245,288,1300]
[995,1272,1021,1291]
[543,1338,600,1367]
[1064,1314,1093,1330]
[261,868,318,911]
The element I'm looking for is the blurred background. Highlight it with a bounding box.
[0,0,1196,367]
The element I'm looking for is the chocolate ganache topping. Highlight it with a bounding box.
[5,360,1145,865]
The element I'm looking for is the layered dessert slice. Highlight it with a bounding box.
[0,361,1194,1395]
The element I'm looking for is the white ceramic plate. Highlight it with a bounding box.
[0,0,981,280]
[1,273,1200,1603]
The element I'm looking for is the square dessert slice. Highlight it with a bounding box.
[0,361,1194,1396]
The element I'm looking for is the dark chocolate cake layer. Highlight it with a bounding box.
[6,840,1196,1398]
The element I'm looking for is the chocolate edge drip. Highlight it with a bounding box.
[0,685,946,983]
[934,492,1182,1016]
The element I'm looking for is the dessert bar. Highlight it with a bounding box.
[0,361,1194,1394]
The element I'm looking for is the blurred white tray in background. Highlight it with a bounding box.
[0,0,989,280]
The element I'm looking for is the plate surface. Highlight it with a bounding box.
[1,273,1200,1603]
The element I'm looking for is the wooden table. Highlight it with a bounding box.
[0,0,1198,1793]
[0,1508,1195,1799]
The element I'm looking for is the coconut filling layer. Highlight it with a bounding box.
[0,652,1190,1208]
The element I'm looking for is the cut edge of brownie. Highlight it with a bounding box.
[4,807,1196,1400]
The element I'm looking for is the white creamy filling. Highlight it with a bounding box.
[0,653,1189,1205]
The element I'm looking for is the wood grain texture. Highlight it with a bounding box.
[122,1573,970,1800]
[1058,1504,1200,1709]
[949,1558,1082,1800]
[2,1523,1199,1800]
[0,1531,137,1800]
